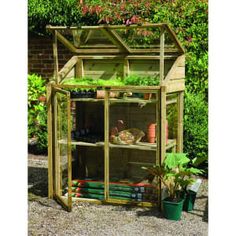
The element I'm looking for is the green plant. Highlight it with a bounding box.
[123,75,160,86]
[183,91,208,170]
[28,74,47,153]
[62,77,124,87]
[143,153,203,201]
[28,0,83,35]
[151,0,208,97]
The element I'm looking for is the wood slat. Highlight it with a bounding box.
[100,28,126,51]
[46,23,167,30]
[67,93,72,211]
[58,139,176,151]
[75,58,84,78]
[168,66,185,80]
[56,31,77,53]
[53,31,59,82]
[104,90,110,200]
[166,79,185,93]
[164,55,185,83]
[123,59,129,78]
[160,28,165,82]
[76,55,178,60]
[47,82,53,198]
[177,91,184,152]
[58,56,78,82]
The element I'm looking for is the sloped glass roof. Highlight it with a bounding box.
[46,24,184,54]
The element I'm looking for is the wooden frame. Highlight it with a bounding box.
[47,23,185,211]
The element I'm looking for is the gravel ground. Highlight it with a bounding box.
[28,154,208,236]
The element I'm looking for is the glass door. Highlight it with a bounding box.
[53,86,72,211]
[106,89,159,205]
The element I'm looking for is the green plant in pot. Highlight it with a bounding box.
[178,157,205,212]
[142,153,203,220]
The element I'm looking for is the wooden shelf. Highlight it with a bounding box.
[70,97,157,104]
[70,97,176,104]
[58,139,176,151]
[109,98,156,104]
[70,98,104,102]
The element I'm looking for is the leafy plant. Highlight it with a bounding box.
[28,74,47,153]
[28,0,83,35]
[123,75,160,86]
[143,153,203,201]
[183,91,208,171]
[62,77,125,87]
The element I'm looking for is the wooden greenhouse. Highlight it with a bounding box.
[46,24,185,211]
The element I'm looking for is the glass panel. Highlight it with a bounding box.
[54,91,72,210]
[70,100,105,201]
[56,26,180,52]
[108,91,158,203]
[166,93,178,152]
[114,27,161,49]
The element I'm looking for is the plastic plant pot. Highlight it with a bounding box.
[183,190,197,212]
[162,198,184,221]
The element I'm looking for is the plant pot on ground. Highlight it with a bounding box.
[142,153,203,221]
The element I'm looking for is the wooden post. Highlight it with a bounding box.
[160,28,165,83]
[53,90,60,196]
[156,90,161,209]
[177,91,184,152]
[123,59,129,78]
[104,89,110,200]
[47,82,53,198]
[53,31,59,83]
[75,58,84,78]
[67,93,72,211]
[157,86,167,210]
[160,86,167,162]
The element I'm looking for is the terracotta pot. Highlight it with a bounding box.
[96,90,105,99]
[96,90,118,99]
[147,121,169,144]
[144,93,152,100]
[147,123,156,143]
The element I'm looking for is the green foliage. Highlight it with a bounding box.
[183,91,208,166]
[28,0,82,35]
[63,76,160,87]
[151,0,208,95]
[123,75,160,86]
[28,74,47,153]
[143,153,203,200]
[62,77,124,87]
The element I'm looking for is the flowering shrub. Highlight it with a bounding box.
[79,0,156,25]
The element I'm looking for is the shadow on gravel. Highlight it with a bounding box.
[28,166,48,198]
[136,208,163,218]
[203,198,208,222]
[183,196,208,223]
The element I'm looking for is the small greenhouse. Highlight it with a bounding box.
[46,23,185,211]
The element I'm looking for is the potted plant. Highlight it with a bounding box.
[143,153,203,220]
[179,157,205,212]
